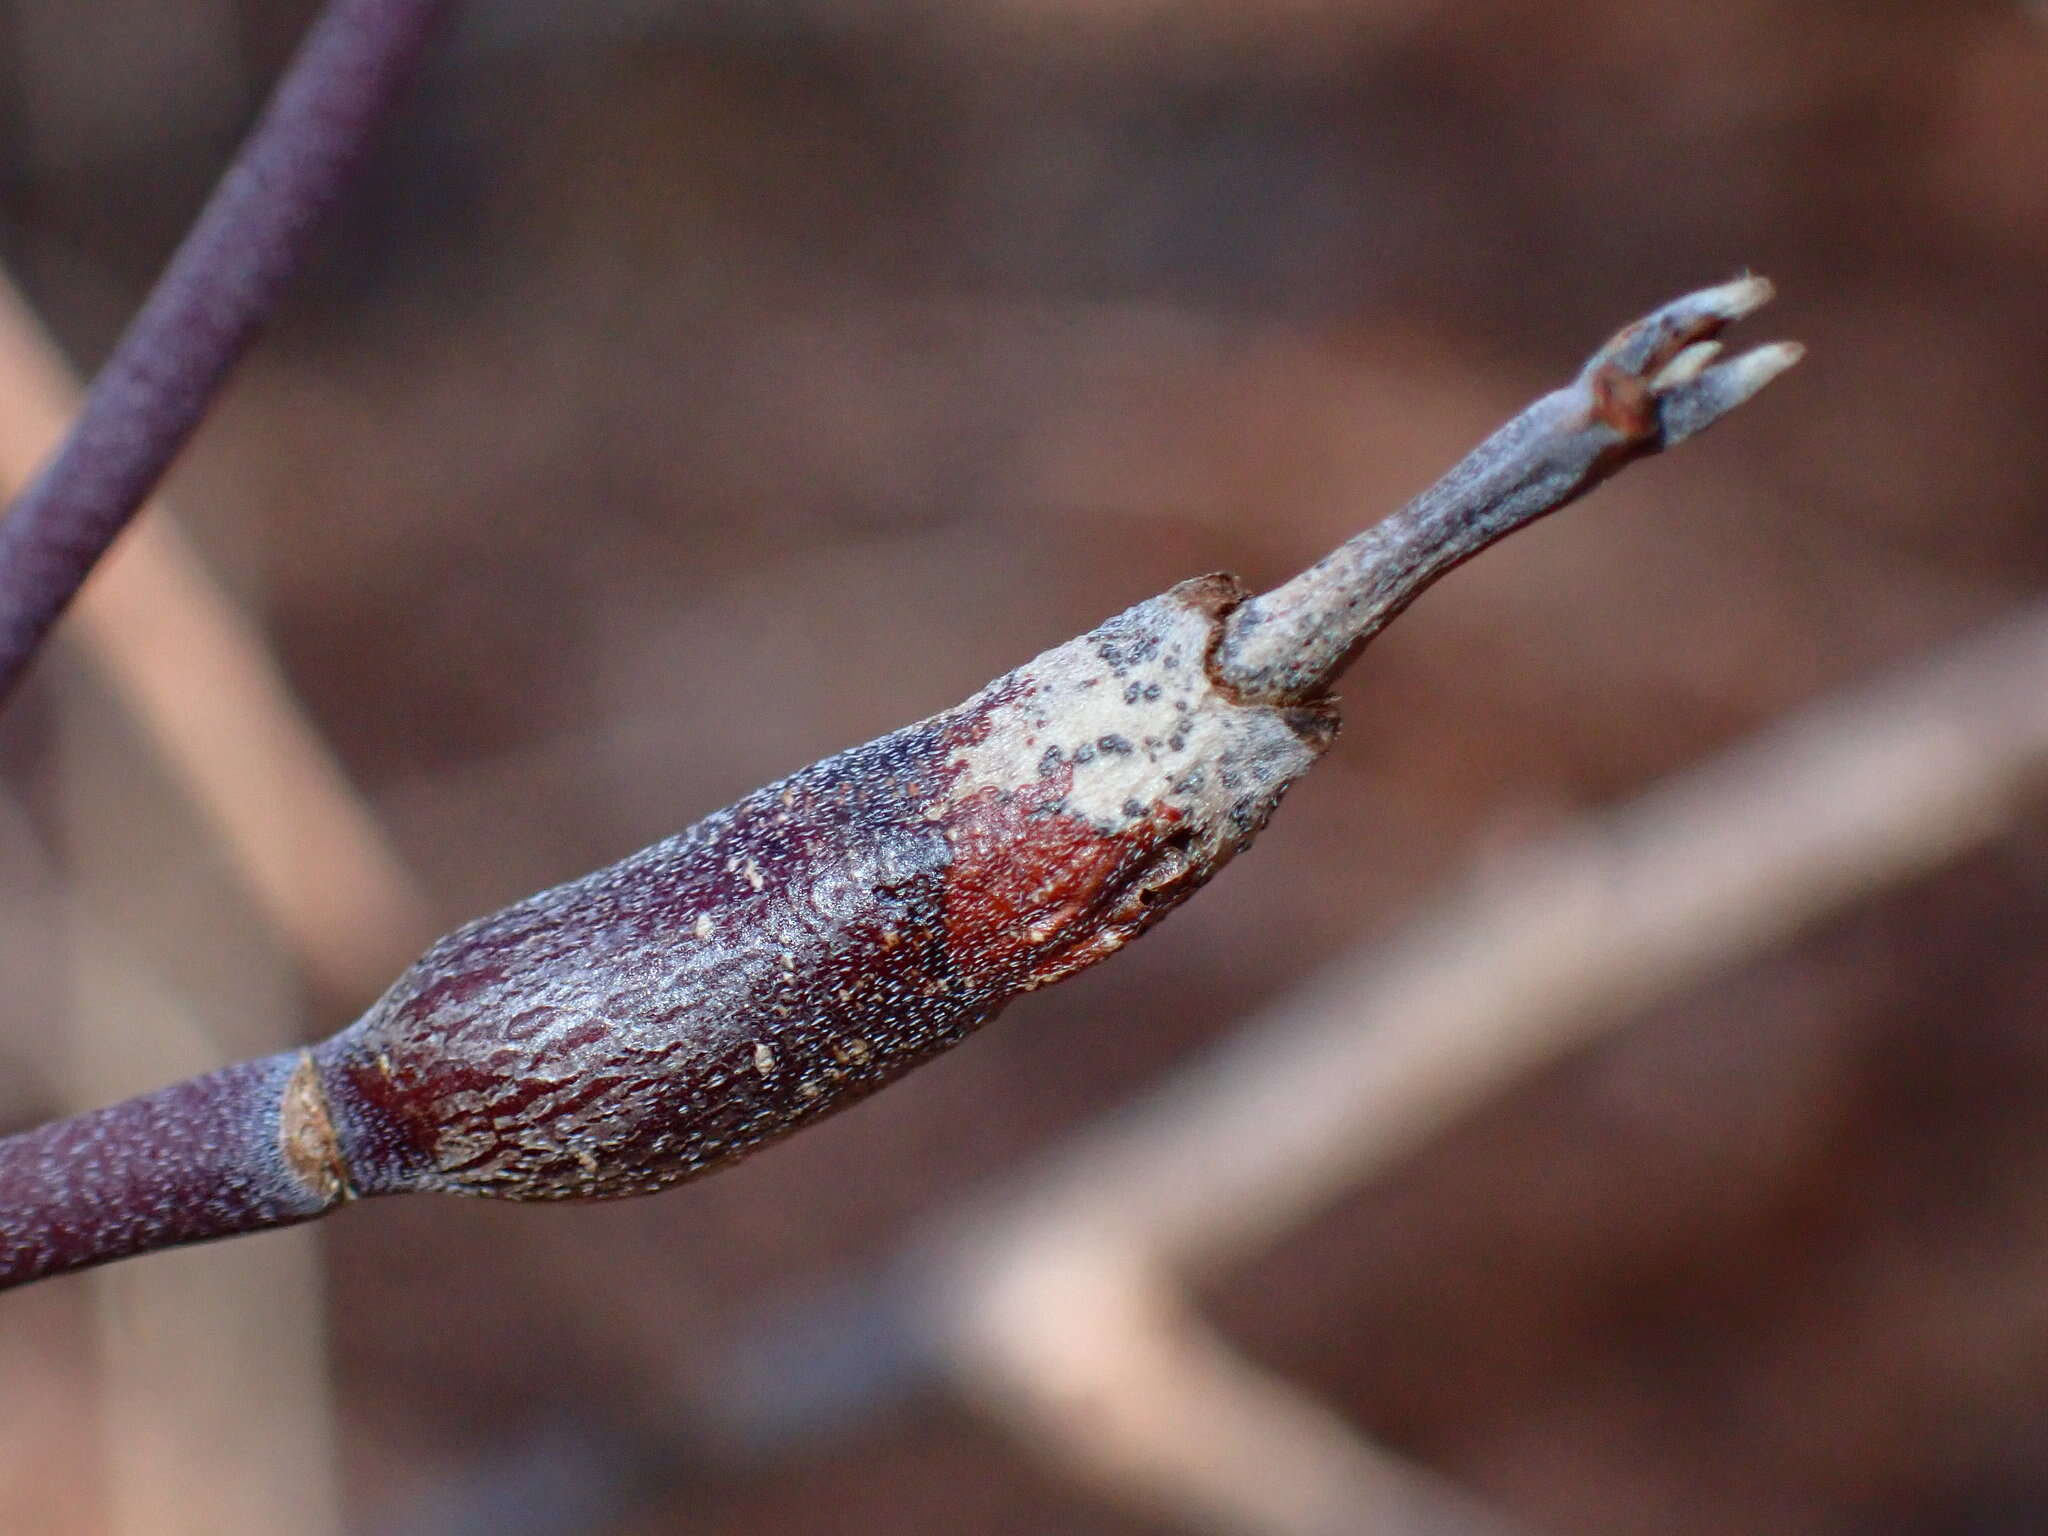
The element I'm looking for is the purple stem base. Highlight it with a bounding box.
[0,1052,333,1289]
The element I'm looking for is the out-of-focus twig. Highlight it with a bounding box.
[693,597,2048,1536]
[0,0,451,707]
[947,1233,1524,1536]
[0,275,432,999]
[57,693,342,1536]
[70,936,344,1536]
[938,601,2048,1278]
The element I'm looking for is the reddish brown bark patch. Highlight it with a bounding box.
[941,781,1135,987]
[1589,362,1656,440]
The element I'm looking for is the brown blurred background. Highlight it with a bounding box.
[1,1,2046,1532]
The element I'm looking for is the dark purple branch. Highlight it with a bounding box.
[0,282,1799,1292]
[0,1053,342,1288]
[0,0,453,706]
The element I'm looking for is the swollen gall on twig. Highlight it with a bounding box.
[0,279,1799,1290]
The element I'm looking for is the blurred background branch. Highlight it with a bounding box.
[941,1237,1526,1536]
[0,274,431,1002]
[369,574,2048,1536]
[931,600,2048,1282]
[915,597,2048,1532]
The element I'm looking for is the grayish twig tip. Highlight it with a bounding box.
[1215,276,1802,704]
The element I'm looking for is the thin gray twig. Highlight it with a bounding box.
[0,280,1797,1293]
[1215,276,1799,703]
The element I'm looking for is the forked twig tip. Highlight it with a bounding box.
[1659,338,1804,446]
[1216,274,1803,702]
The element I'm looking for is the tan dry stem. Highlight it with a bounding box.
[0,271,432,1001]
[944,1234,1520,1536]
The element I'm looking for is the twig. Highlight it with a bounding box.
[946,1235,1524,1536]
[0,280,1797,1290]
[0,273,433,1000]
[648,595,2048,1536]
[54,667,344,1535]
[1215,276,1799,703]
[64,930,344,1536]
[0,0,452,707]
[909,598,2048,1532]
[941,603,2048,1277]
